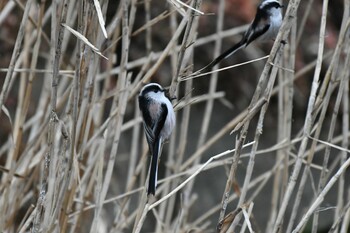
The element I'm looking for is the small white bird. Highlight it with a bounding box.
[200,0,283,71]
[138,83,176,195]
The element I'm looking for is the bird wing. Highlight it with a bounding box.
[245,7,270,46]
[143,121,155,154]
[245,23,270,46]
[152,103,168,140]
[143,102,168,145]
[139,95,155,154]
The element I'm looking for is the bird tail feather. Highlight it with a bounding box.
[196,40,246,74]
[148,139,161,195]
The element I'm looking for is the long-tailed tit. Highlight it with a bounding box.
[199,0,283,72]
[138,83,176,195]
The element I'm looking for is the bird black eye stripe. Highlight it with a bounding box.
[140,85,163,95]
[261,2,282,10]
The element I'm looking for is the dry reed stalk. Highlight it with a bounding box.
[231,45,285,231]
[311,29,350,233]
[164,0,202,231]
[1,0,349,232]
[0,0,32,120]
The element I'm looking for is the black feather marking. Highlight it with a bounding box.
[197,40,246,73]
[148,137,161,195]
[245,4,271,45]
[260,2,283,11]
[140,84,163,97]
[153,103,168,139]
[245,24,270,46]
[138,95,152,130]
[139,95,155,154]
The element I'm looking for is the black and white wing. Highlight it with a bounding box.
[245,6,271,45]
[147,103,168,195]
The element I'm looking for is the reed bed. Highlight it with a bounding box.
[0,0,349,232]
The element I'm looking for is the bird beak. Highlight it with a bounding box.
[164,88,176,101]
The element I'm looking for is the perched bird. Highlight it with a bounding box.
[138,83,176,195]
[199,0,283,72]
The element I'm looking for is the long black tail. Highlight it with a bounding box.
[148,139,161,196]
[196,40,246,74]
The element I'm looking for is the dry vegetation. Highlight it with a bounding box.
[0,0,349,232]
